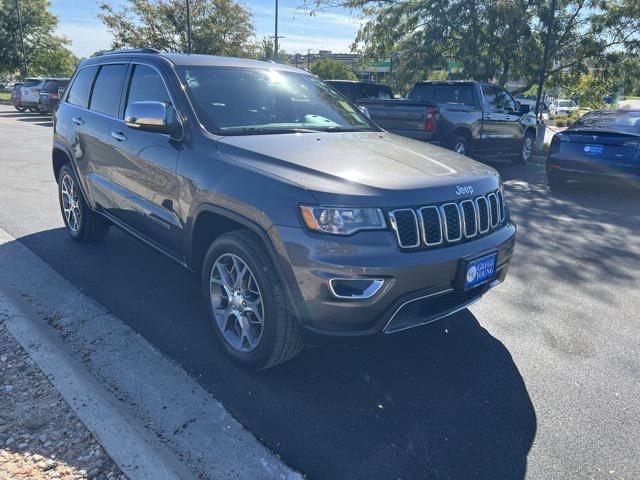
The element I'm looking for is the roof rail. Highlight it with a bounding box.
[94,48,161,56]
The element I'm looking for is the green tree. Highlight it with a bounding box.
[98,0,255,57]
[0,0,76,77]
[306,0,640,91]
[310,58,356,80]
[255,36,288,62]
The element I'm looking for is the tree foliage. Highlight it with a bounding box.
[310,58,357,79]
[305,0,640,91]
[98,0,255,57]
[256,36,288,61]
[0,0,77,77]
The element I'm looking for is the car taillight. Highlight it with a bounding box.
[423,106,438,132]
[33,88,41,95]
[50,93,59,99]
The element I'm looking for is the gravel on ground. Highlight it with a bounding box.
[0,319,127,480]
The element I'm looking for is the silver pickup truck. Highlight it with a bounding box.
[357,81,540,164]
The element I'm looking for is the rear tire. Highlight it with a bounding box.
[202,230,303,370]
[513,131,535,164]
[450,135,470,156]
[57,164,110,243]
[15,106,26,112]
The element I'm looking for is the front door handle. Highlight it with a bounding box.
[111,131,127,142]
[72,117,84,125]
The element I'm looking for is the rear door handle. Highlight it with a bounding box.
[111,131,127,142]
[72,117,84,125]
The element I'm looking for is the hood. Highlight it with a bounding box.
[218,131,501,207]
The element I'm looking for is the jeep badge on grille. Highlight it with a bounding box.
[455,185,474,196]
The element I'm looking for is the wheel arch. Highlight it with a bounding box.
[52,145,71,182]
[451,126,473,147]
[188,204,305,322]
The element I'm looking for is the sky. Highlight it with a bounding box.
[50,0,363,58]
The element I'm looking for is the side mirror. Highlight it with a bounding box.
[124,101,181,138]
[518,102,531,114]
[358,105,371,119]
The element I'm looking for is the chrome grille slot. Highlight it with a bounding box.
[459,200,477,238]
[418,206,443,245]
[389,209,420,248]
[487,193,499,228]
[387,188,507,250]
[496,190,505,223]
[475,196,490,233]
[440,203,462,242]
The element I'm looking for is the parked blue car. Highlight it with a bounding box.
[547,109,640,189]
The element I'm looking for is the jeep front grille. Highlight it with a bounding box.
[389,189,507,249]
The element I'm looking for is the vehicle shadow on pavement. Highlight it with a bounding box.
[13,227,536,480]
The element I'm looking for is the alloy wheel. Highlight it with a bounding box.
[454,142,466,155]
[61,174,81,232]
[522,136,533,162]
[209,253,264,352]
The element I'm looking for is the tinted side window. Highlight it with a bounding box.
[482,85,516,111]
[42,81,60,93]
[67,66,98,108]
[90,64,128,117]
[330,82,353,99]
[126,65,171,107]
[360,84,392,100]
[433,85,476,106]
[409,84,435,101]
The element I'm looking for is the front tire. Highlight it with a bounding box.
[201,230,303,370]
[15,106,26,112]
[58,164,110,243]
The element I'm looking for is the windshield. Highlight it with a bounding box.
[572,110,640,133]
[23,79,41,88]
[176,66,378,135]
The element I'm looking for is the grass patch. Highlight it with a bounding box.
[625,96,640,100]
[0,92,11,100]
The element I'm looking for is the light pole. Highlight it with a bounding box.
[15,0,28,77]
[535,0,557,118]
[274,0,279,62]
[186,0,192,54]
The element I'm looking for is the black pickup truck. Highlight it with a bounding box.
[357,81,540,164]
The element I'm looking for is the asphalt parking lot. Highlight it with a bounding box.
[1,104,639,479]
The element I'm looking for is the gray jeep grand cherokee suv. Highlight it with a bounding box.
[53,49,516,369]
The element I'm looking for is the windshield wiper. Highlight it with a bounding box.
[314,126,371,133]
[239,127,319,135]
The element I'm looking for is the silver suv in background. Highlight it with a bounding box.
[20,78,47,112]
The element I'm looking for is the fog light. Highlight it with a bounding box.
[329,278,384,299]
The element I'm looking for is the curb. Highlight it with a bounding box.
[0,227,302,480]
[0,290,190,480]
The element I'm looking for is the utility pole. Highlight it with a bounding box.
[274,0,279,62]
[186,0,192,54]
[535,0,557,118]
[15,0,28,77]
[307,49,311,70]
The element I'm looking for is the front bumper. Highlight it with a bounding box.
[276,223,516,336]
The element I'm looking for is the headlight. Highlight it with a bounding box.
[299,206,386,235]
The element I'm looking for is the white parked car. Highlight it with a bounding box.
[20,78,46,112]
[549,99,578,118]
